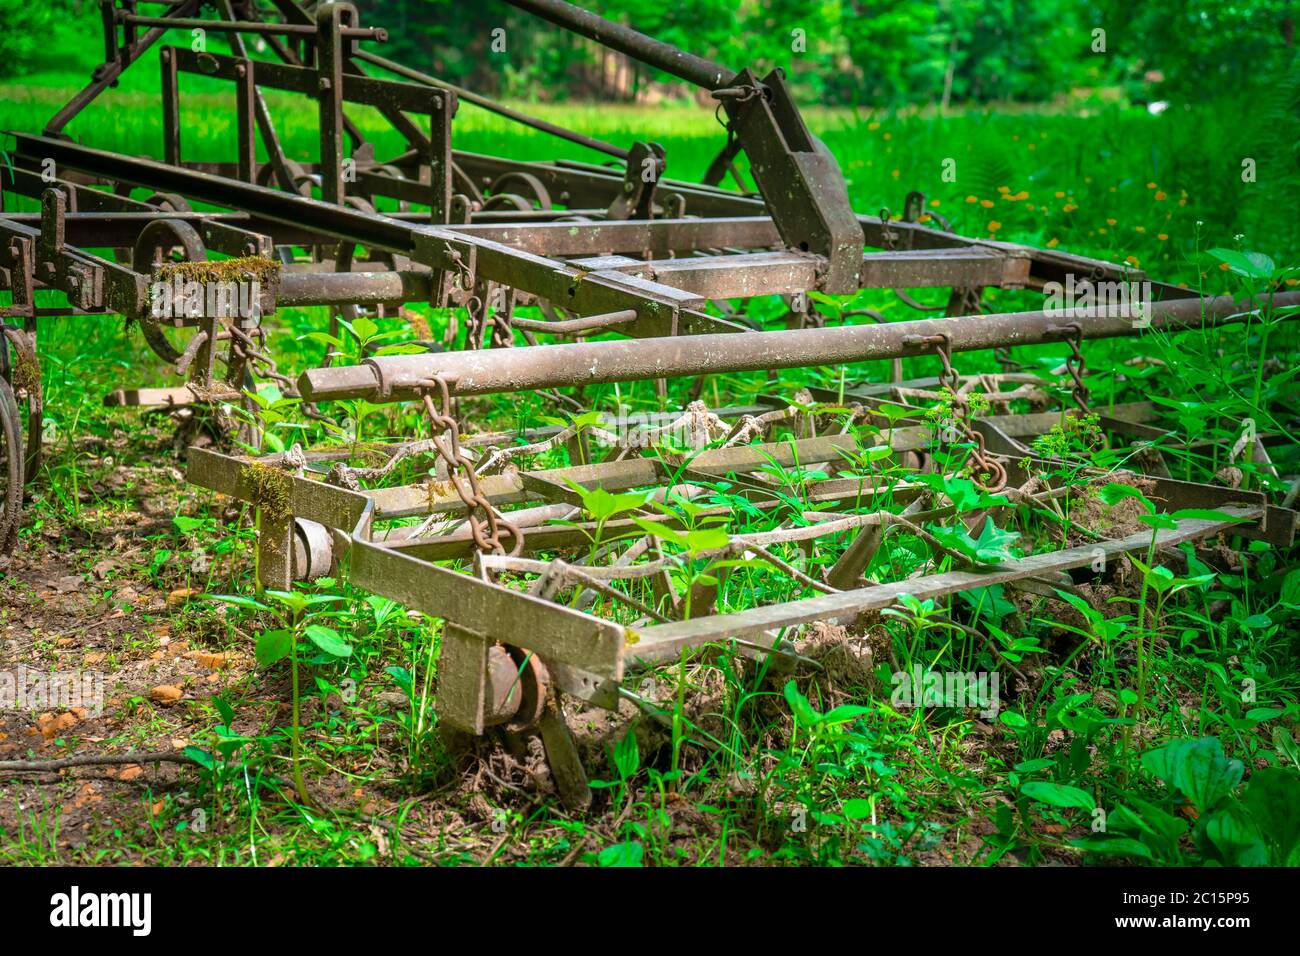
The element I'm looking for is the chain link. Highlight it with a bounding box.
[228,325,288,392]
[879,207,898,252]
[1056,322,1093,415]
[911,333,1008,493]
[417,375,524,556]
[226,323,329,422]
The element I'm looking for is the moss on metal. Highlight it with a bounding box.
[156,255,281,285]
[241,462,293,521]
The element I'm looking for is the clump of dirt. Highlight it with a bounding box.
[1203,541,1244,573]
[1214,466,1244,489]
[566,695,663,771]
[793,619,884,705]
[1066,471,1158,546]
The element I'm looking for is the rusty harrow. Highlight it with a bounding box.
[1,1,1297,799]
[186,293,1300,805]
[0,0,1210,551]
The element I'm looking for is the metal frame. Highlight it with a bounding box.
[0,2,1295,807]
[186,340,1298,804]
[0,1,1172,368]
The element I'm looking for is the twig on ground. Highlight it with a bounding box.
[0,751,200,773]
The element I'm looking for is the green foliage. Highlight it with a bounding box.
[1077,738,1300,866]
[927,516,1022,565]
[0,0,66,78]
[356,0,1297,109]
[206,588,350,808]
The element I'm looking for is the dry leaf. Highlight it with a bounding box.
[91,558,121,580]
[74,783,104,808]
[52,575,84,593]
[186,650,232,670]
[150,684,183,705]
[37,711,81,740]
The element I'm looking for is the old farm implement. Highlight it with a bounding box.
[1,1,1297,798]
[185,292,1299,804]
[3,0,1174,546]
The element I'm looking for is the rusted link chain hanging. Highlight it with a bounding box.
[417,375,524,556]
[227,324,330,422]
[1048,322,1093,414]
[908,331,1008,493]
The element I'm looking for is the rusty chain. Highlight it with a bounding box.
[879,206,899,252]
[225,325,287,392]
[416,375,524,556]
[909,332,1008,493]
[229,323,336,417]
[488,290,516,350]
[1049,322,1093,414]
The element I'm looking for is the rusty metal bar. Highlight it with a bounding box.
[115,13,387,40]
[3,134,735,336]
[300,291,1300,402]
[351,48,629,161]
[46,0,202,135]
[275,270,434,307]
[625,510,1261,663]
[500,0,735,90]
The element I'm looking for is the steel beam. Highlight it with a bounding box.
[626,510,1262,662]
[300,291,1300,402]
